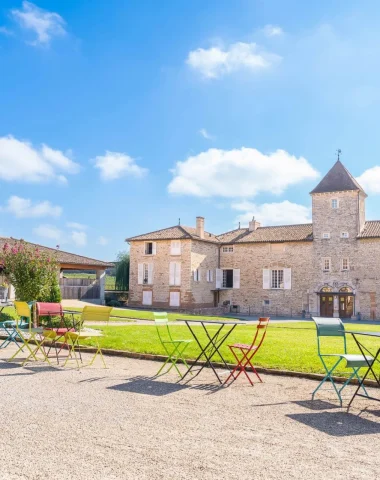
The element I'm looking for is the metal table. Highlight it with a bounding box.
[347,331,380,407]
[182,320,243,384]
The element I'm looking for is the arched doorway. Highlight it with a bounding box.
[320,286,333,317]
[339,287,354,318]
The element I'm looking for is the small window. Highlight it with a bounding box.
[193,269,200,282]
[271,269,284,289]
[322,232,330,239]
[145,242,154,255]
[263,299,270,306]
[222,246,234,253]
[332,199,339,209]
[143,264,149,284]
[222,269,234,288]
[323,258,331,271]
[170,240,181,255]
[206,269,213,283]
[342,258,349,271]
[340,232,349,239]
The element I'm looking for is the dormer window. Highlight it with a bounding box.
[332,199,339,209]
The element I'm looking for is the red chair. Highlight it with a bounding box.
[36,302,73,363]
[224,317,270,386]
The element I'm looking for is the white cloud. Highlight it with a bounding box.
[2,196,62,218]
[0,135,79,183]
[97,236,108,246]
[356,166,380,194]
[71,230,87,247]
[233,200,312,226]
[186,41,281,79]
[199,128,215,140]
[33,224,62,241]
[66,222,86,230]
[0,26,13,36]
[94,151,148,181]
[168,148,319,198]
[262,25,284,37]
[11,1,66,46]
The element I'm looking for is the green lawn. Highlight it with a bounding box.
[80,322,380,377]
[66,306,233,323]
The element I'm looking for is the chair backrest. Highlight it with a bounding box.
[154,312,173,343]
[250,317,270,351]
[81,306,113,324]
[312,317,346,355]
[36,302,63,317]
[14,301,32,329]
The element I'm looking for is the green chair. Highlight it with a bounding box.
[154,312,192,378]
[312,317,374,406]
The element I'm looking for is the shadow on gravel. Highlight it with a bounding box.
[108,376,189,396]
[287,411,380,436]
[293,400,338,410]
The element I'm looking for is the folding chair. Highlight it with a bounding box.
[63,306,113,369]
[0,317,19,349]
[8,301,50,365]
[224,317,270,386]
[154,312,192,378]
[312,317,374,406]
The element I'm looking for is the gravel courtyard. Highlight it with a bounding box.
[1,346,379,480]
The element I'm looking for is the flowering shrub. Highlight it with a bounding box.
[0,241,60,302]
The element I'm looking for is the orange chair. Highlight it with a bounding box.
[224,317,270,386]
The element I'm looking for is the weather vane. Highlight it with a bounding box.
[336,149,342,161]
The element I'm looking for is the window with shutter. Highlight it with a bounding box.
[216,269,222,289]
[138,264,144,285]
[263,269,270,289]
[169,262,181,286]
[233,269,240,289]
[170,240,181,255]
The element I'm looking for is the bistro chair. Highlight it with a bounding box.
[63,306,113,369]
[154,312,192,378]
[9,301,50,365]
[224,317,270,386]
[312,317,374,406]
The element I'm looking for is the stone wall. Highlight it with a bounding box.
[218,241,313,316]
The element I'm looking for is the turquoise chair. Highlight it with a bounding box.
[154,312,192,378]
[312,317,374,406]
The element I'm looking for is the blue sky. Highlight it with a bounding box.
[1,0,380,261]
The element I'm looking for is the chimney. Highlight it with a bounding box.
[249,216,261,232]
[196,216,205,239]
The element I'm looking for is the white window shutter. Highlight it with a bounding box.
[193,270,197,281]
[263,269,270,289]
[210,270,214,282]
[284,268,292,290]
[175,262,181,286]
[169,262,175,286]
[216,269,222,289]
[148,264,153,284]
[138,264,144,285]
[198,269,201,282]
[152,242,157,255]
[233,269,240,289]
[171,240,181,255]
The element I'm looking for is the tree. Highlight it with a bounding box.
[0,241,60,302]
[115,251,130,291]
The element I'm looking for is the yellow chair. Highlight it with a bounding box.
[63,306,113,369]
[9,302,50,365]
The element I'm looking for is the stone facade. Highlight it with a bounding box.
[127,161,380,319]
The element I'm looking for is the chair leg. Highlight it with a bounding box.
[312,357,343,406]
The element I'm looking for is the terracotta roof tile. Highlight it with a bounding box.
[126,225,220,243]
[357,221,380,238]
[216,228,249,243]
[0,237,113,268]
[235,224,313,243]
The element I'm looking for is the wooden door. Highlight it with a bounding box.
[339,295,354,318]
[320,295,333,317]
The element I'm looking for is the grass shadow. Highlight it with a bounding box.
[287,411,380,436]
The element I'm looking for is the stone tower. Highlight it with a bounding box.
[309,160,367,317]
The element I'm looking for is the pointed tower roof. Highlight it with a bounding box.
[310,160,366,195]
